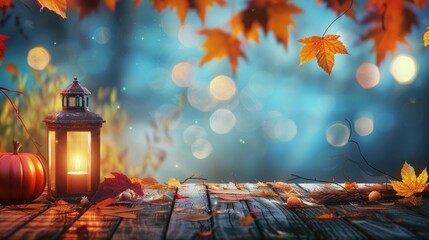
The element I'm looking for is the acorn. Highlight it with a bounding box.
[368,190,382,202]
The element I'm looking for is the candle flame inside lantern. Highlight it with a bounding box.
[75,159,81,172]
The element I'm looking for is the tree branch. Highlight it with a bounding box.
[180,174,208,184]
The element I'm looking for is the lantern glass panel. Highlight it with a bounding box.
[69,97,76,107]
[66,131,91,193]
[48,131,56,191]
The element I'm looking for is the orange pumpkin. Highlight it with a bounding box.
[0,140,46,203]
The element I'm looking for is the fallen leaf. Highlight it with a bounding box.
[298,34,349,74]
[317,0,356,19]
[175,192,189,199]
[0,35,9,59]
[192,205,205,210]
[389,162,428,197]
[256,181,267,188]
[212,208,223,214]
[197,230,213,237]
[152,0,225,24]
[174,207,185,212]
[269,182,293,192]
[230,0,302,48]
[92,172,144,203]
[249,207,257,215]
[95,198,115,208]
[182,213,211,221]
[214,194,252,201]
[424,27,429,46]
[38,0,67,18]
[198,28,247,74]
[344,181,358,190]
[313,212,336,220]
[5,63,19,77]
[398,195,423,206]
[166,177,181,188]
[240,215,255,225]
[6,203,47,211]
[103,212,137,219]
[251,190,278,197]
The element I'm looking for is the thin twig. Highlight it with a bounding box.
[290,174,348,192]
[381,3,387,31]
[0,87,46,164]
[345,119,400,181]
[180,174,208,184]
[322,0,354,37]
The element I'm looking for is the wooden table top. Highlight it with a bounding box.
[0,183,428,240]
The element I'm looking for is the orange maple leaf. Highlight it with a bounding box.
[152,0,225,25]
[0,0,13,11]
[361,0,419,65]
[389,162,428,197]
[198,28,247,74]
[317,0,357,20]
[230,0,302,49]
[424,27,429,46]
[104,0,118,12]
[38,0,67,18]
[68,0,101,19]
[297,34,349,74]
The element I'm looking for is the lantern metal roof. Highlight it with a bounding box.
[61,77,91,96]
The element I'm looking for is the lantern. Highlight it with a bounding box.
[44,77,105,200]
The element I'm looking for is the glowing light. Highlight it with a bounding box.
[171,62,195,87]
[390,54,418,85]
[354,116,374,136]
[178,24,199,48]
[183,125,207,145]
[210,108,236,134]
[191,139,213,159]
[209,75,236,101]
[187,81,217,112]
[75,159,81,171]
[27,46,51,70]
[326,123,350,147]
[356,63,380,89]
[278,119,298,142]
[240,87,264,112]
[94,27,111,44]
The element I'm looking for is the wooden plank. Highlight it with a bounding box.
[414,199,429,218]
[112,188,175,240]
[166,184,213,240]
[60,205,123,239]
[380,203,429,239]
[330,204,420,239]
[8,203,88,239]
[238,183,315,239]
[208,183,262,240]
[0,203,49,239]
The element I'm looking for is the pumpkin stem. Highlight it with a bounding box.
[13,140,22,155]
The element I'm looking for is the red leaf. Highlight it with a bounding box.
[175,192,189,199]
[0,35,9,60]
[91,172,143,203]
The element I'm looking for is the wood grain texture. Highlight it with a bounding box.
[239,183,315,239]
[166,184,213,240]
[331,204,419,239]
[209,183,261,240]
[0,203,49,239]
[9,203,88,239]
[112,188,175,240]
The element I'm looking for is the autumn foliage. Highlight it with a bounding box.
[1,0,426,74]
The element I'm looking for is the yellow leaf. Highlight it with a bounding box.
[166,177,181,188]
[37,0,67,18]
[256,181,268,188]
[424,27,429,46]
[389,162,428,197]
[240,215,254,225]
[297,34,349,74]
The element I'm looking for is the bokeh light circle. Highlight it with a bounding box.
[209,108,237,134]
[356,63,380,89]
[178,24,199,48]
[326,122,350,147]
[171,62,195,87]
[354,116,374,136]
[262,112,297,142]
[183,125,207,145]
[27,46,51,70]
[191,139,213,159]
[94,27,111,44]
[209,75,236,101]
[390,54,418,85]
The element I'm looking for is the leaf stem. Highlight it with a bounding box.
[322,0,354,37]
